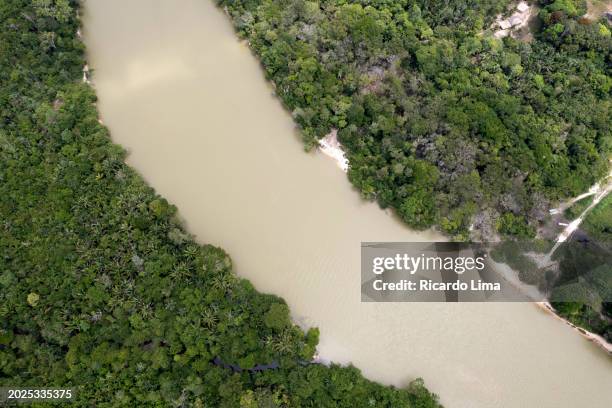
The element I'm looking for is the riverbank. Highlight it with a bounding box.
[489,243,612,354]
[82,1,612,406]
[495,254,612,353]
[537,302,612,354]
[546,170,612,258]
[529,170,612,354]
[7,1,444,405]
[318,129,349,172]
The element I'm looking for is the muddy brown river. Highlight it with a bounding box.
[82,1,612,406]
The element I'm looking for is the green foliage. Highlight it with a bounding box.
[300,327,320,360]
[263,303,291,330]
[399,190,438,229]
[582,193,612,244]
[563,195,594,219]
[0,0,441,406]
[490,241,542,286]
[550,237,612,341]
[545,0,584,17]
[555,193,612,340]
[496,213,536,238]
[218,0,611,239]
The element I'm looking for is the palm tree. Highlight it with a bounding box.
[271,330,294,354]
[211,273,235,293]
[183,245,199,258]
[201,309,218,328]
[171,262,190,280]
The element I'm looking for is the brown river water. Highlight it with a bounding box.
[82,1,612,406]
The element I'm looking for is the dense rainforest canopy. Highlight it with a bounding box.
[0,0,441,406]
[219,0,611,240]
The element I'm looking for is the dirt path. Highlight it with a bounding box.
[546,171,612,260]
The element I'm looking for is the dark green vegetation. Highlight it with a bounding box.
[489,209,612,341]
[490,240,552,286]
[551,268,612,342]
[0,0,441,406]
[551,194,612,341]
[563,194,594,219]
[550,244,612,341]
[489,193,612,341]
[219,0,611,239]
[582,193,612,244]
